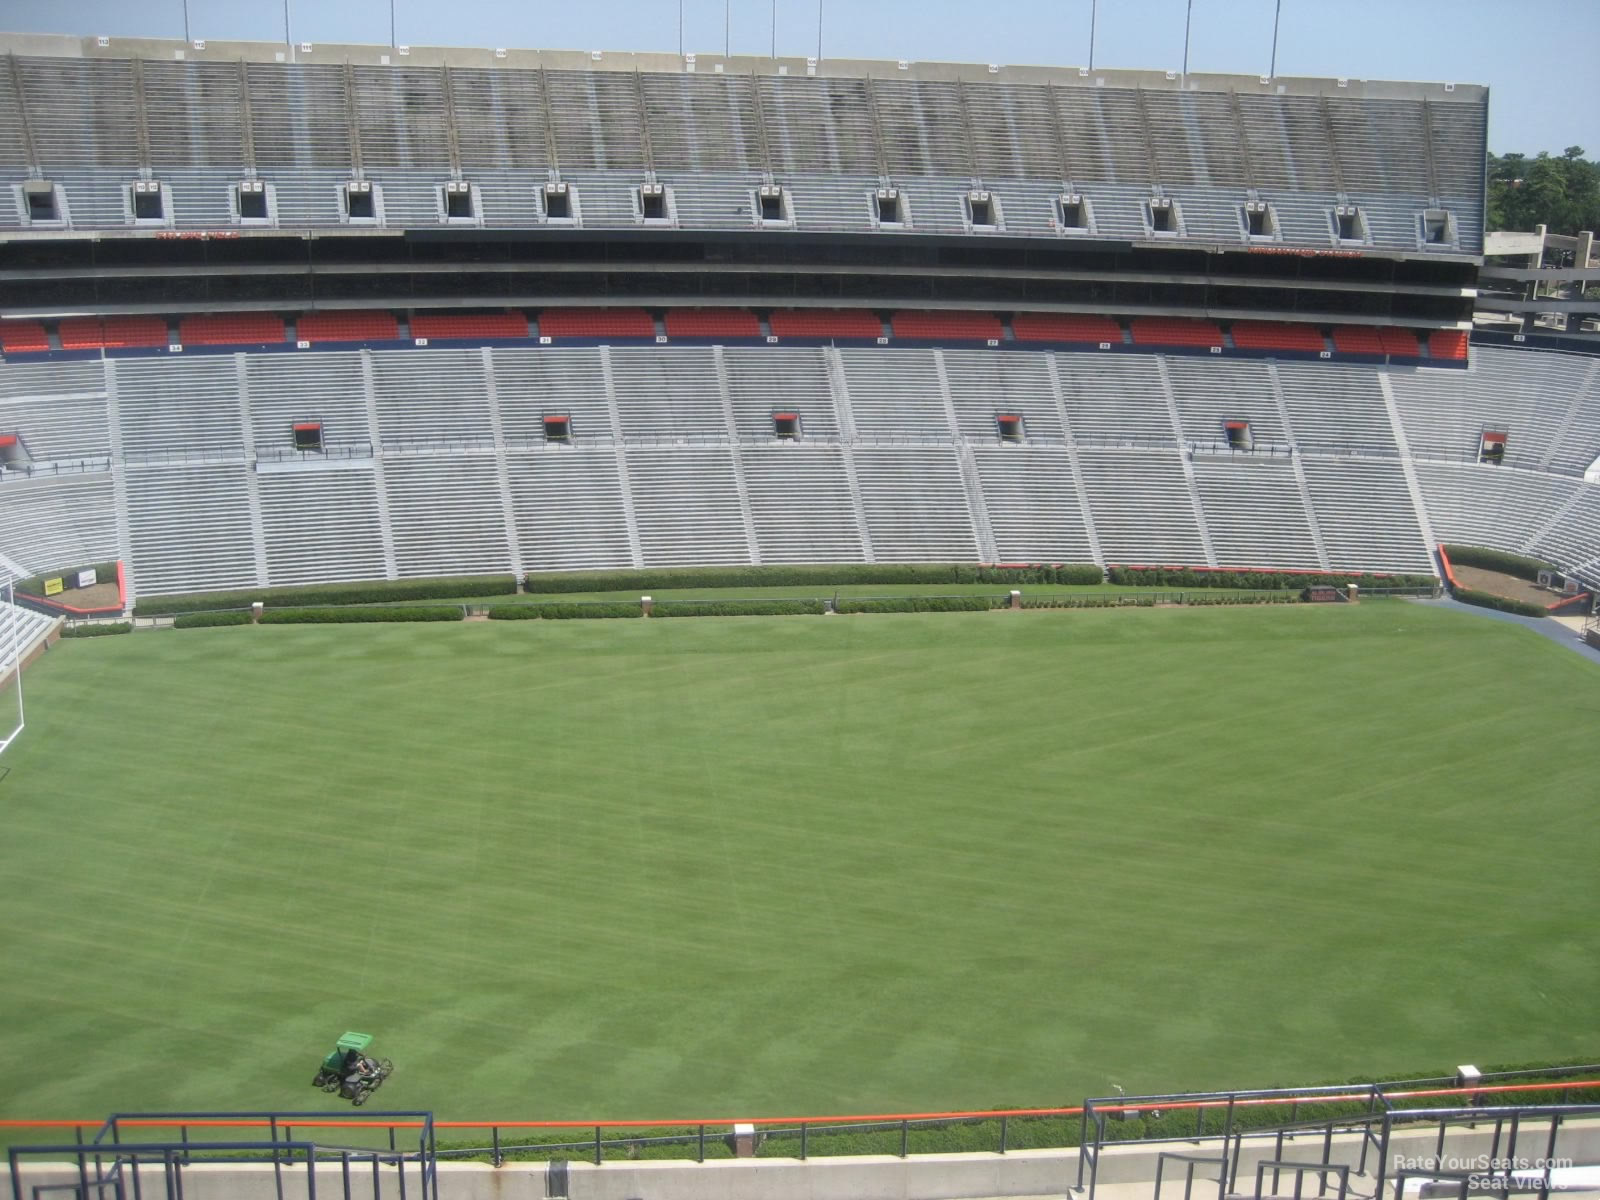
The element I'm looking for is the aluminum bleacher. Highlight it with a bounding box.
[6,339,1600,597]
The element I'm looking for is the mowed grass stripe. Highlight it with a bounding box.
[0,604,1596,1124]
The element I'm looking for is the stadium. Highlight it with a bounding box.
[0,10,1598,1200]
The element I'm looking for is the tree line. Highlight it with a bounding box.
[1487,148,1600,236]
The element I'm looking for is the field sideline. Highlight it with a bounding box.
[1,602,1597,1124]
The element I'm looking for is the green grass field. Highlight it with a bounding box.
[2,602,1597,1127]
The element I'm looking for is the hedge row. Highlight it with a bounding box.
[61,622,132,637]
[652,600,826,617]
[488,604,641,620]
[133,576,516,616]
[16,561,118,598]
[835,596,1002,614]
[1443,544,1553,582]
[173,611,253,629]
[1108,566,1437,590]
[1454,588,1547,618]
[259,606,464,624]
[1022,592,1300,609]
[524,564,1103,593]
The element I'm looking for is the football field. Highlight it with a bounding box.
[2,602,1597,1124]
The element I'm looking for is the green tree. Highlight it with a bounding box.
[1487,148,1600,235]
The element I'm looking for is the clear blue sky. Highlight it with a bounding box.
[6,0,1597,155]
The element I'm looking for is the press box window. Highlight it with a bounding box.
[875,187,904,226]
[292,422,323,452]
[1479,430,1507,465]
[773,412,801,440]
[1333,204,1366,242]
[543,183,573,221]
[1059,193,1088,232]
[996,414,1024,443]
[236,179,270,222]
[130,180,165,222]
[1224,420,1253,451]
[345,180,377,221]
[543,414,572,443]
[967,190,995,229]
[22,180,60,223]
[442,181,475,220]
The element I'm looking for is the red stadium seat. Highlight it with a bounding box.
[409,312,530,341]
[1129,317,1224,348]
[538,308,657,338]
[1427,329,1469,360]
[1379,328,1422,357]
[767,309,884,339]
[663,309,763,339]
[0,321,50,353]
[296,311,400,343]
[1329,325,1387,355]
[58,316,169,350]
[178,313,287,346]
[890,310,1004,340]
[1228,321,1325,353]
[1011,313,1123,344]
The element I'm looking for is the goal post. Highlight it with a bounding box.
[0,557,29,759]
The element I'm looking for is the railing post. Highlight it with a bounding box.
[999,1115,1008,1155]
[697,1125,705,1163]
[900,1120,908,1158]
[593,1127,602,1167]
[800,1123,808,1161]
[491,1126,501,1168]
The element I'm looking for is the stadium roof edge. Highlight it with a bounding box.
[0,31,1488,102]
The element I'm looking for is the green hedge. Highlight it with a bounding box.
[133,576,516,616]
[1022,592,1300,609]
[1454,588,1547,618]
[835,596,1002,614]
[652,600,827,617]
[487,603,642,620]
[1443,545,1553,582]
[1108,567,1437,590]
[173,611,253,629]
[16,561,118,598]
[524,564,1103,593]
[61,621,132,637]
[258,606,463,624]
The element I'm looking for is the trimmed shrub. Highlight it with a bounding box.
[488,603,642,620]
[61,621,133,637]
[16,561,119,598]
[258,606,463,624]
[1108,566,1436,591]
[133,576,516,616]
[1442,545,1553,582]
[1454,588,1546,618]
[173,611,253,629]
[524,564,1103,593]
[651,600,826,617]
[835,595,1002,614]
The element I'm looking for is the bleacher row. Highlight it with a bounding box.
[0,48,1487,253]
[1,343,1596,599]
[0,310,1470,361]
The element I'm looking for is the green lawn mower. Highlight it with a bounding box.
[312,1032,394,1106]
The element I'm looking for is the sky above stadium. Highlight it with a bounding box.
[7,0,1596,156]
